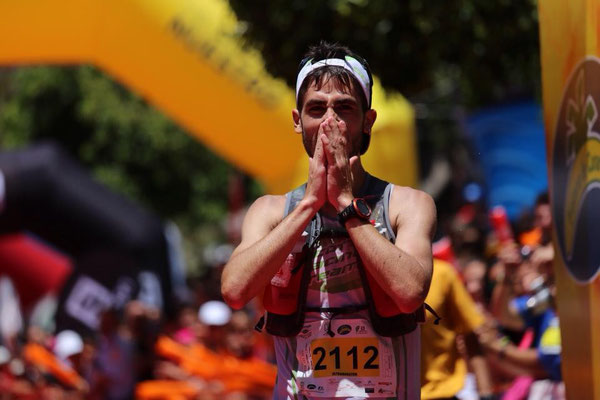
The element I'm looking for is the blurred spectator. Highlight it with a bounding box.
[421,259,495,400]
[122,300,161,383]
[53,330,83,368]
[147,300,275,399]
[91,308,136,400]
[449,203,488,264]
[225,310,255,359]
[25,324,50,347]
[198,243,234,303]
[490,242,528,333]
[171,303,199,346]
[461,256,491,313]
[0,277,23,353]
[483,224,563,399]
[532,193,552,246]
[198,300,232,352]
[28,294,58,335]
[0,186,562,400]
[22,337,88,396]
[481,267,562,398]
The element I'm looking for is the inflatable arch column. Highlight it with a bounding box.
[539,1,600,397]
[0,0,417,193]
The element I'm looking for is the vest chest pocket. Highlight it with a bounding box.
[270,238,307,288]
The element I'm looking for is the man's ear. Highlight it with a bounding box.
[363,109,377,134]
[292,109,303,133]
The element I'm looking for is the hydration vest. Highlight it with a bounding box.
[260,175,428,337]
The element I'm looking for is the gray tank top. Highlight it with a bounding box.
[272,175,421,400]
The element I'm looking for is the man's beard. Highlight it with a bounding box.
[302,132,315,158]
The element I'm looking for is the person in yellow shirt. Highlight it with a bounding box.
[421,258,494,400]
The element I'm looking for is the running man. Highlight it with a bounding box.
[221,41,436,400]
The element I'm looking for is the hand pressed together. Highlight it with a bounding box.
[305,120,328,211]
[307,117,358,212]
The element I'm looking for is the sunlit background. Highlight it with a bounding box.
[0,0,576,398]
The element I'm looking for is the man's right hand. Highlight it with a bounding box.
[305,124,327,211]
[222,125,328,309]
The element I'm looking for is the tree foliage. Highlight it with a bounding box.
[0,66,238,270]
[229,0,540,108]
[226,0,541,226]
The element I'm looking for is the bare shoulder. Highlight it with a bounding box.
[389,185,436,213]
[244,194,287,231]
[232,194,287,254]
[389,185,437,238]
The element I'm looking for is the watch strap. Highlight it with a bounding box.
[338,198,371,224]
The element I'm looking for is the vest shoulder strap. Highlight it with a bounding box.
[284,183,306,218]
[284,175,393,239]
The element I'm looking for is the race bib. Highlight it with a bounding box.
[296,318,397,398]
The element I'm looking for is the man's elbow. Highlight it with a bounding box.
[221,281,247,310]
[222,293,247,310]
[397,296,426,314]
[392,284,429,314]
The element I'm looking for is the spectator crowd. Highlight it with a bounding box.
[0,191,563,399]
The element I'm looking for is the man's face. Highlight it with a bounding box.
[293,76,374,157]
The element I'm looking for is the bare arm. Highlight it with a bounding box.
[489,276,525,331]
[481,339,549,379]
[343,187,436,313]
[319,116,435,313]
[464,332,494,397]
[221,195,319,309]
[222,126,329,309]
[489,242,526,330]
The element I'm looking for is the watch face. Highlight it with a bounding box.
[355,199,371,218]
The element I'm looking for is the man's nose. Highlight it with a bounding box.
[324,107,339,121]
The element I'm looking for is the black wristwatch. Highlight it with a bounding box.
[338,198,372,224]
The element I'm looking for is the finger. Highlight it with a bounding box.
[324,119,347,156]
[322,119,339,155]
[337,119,347,135]
[321,118,333,138]
[327,117,341,138]
[349,155,359,170]
[321,133,335,165]
[313,132,324,159]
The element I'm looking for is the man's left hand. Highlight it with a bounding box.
[321,117,357,212]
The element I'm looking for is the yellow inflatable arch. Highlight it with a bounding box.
[0,0,417,193]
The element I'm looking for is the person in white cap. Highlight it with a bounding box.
[198,300,232,327]
[222,41,436,399]
[197,300,232,352]
[54,330,83,367]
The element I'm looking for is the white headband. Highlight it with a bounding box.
[295,56,372,107]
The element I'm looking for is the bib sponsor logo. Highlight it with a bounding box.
[337,324,351,335]
[299,328,312,339]
[552,57,600,283]
[355,325,367,334]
